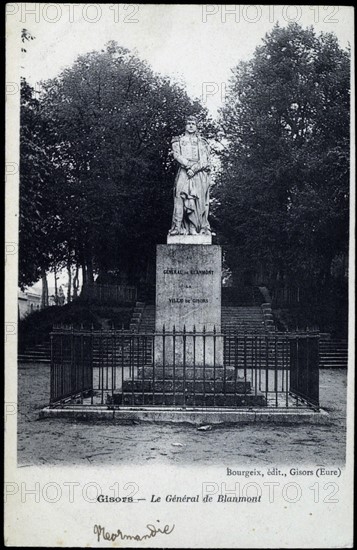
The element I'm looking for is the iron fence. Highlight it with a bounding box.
[50,327,319,410]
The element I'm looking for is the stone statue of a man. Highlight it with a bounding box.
[169,116,211,236]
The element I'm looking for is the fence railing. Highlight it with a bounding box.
[81,284,137,304]
[50,327,320,410]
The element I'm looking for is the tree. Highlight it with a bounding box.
[215,23,350,316]
[19,28,68,303]
[31,42,216,288]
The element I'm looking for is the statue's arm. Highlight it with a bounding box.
[190,139,211,174]
[172,138,190,168]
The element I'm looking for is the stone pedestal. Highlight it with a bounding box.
[155,244,222,366]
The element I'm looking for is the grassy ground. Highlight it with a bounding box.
[17,364,347,466]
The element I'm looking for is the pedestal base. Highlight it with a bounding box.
[112,368,267,407]
[167,234,212,245]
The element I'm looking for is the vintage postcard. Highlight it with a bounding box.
[5,3,354,547]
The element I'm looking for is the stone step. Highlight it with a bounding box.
[138,366,248,380]
[20,350,47,356]
[122,379,250,394]
[319,360,347,367]
[109,392,266,407]
[223,310,263,313]
[320,353,348,357]
[320,355,347,361]
[319,346,348,352]
[18,355,50,363]
[223,317,265,321]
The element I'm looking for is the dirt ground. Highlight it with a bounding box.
[16,364,347,466]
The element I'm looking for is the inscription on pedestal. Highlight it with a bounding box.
[155,244,222,366]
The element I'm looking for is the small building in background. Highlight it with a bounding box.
[18,290,42,319]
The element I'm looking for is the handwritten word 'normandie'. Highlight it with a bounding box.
[93,522,175,543]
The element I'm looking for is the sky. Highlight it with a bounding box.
[7,4,354,292]
[9,4,354,117]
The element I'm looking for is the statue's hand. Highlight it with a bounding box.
[187,168,194,178]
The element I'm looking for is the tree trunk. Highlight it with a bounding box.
[86,255,94,283]
[41,269,49,309]
[73,263,79,298]
[67,260,72,303]
[54,265,58,305]
[82,262,87,286]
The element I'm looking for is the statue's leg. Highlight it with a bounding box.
[200,178,211,235]
[200,206,211,234]
[184,178,200,234]
[169,193,184,235]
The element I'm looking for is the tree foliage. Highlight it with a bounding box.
[19,42,215,288]
[19,77,64,288]
[215,23,350,300]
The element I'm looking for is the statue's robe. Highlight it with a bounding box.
[170,133,211,235]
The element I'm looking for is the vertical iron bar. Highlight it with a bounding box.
[182,326,187,408]
[173,326,176,406]
[251,334,254,387]
[90,327,94,405]
[228,326,231,367]
[131,330,135,406]
[281,336,285,392]
[254,334,258,398]
[60,334,64,401]
[274,335,278,408]
[100,329,104,405]
[234,327,238,380]
[306,335,310,406]
[105,333,109,392]
[141,333,145,406]
[193,325,196,407]
[265,336,269,405]
[202,326,206,407]
[111,331,115,403]
[243,332,247,401]
[114,330,117,392]
[296,337,299,408]
[50,333,54,403]
[258,335,262,391]
[121,328,125,405]
[81,332,85,404]
[233,330,237,406]
[71,327,75,401]
[162,325,166,405]
[223,331,226,405]
[136,332,140,391]
[152,329,155,406]
[213,326,216,407]
[285,337,289,408]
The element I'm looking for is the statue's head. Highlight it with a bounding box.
[185,115,198,134]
